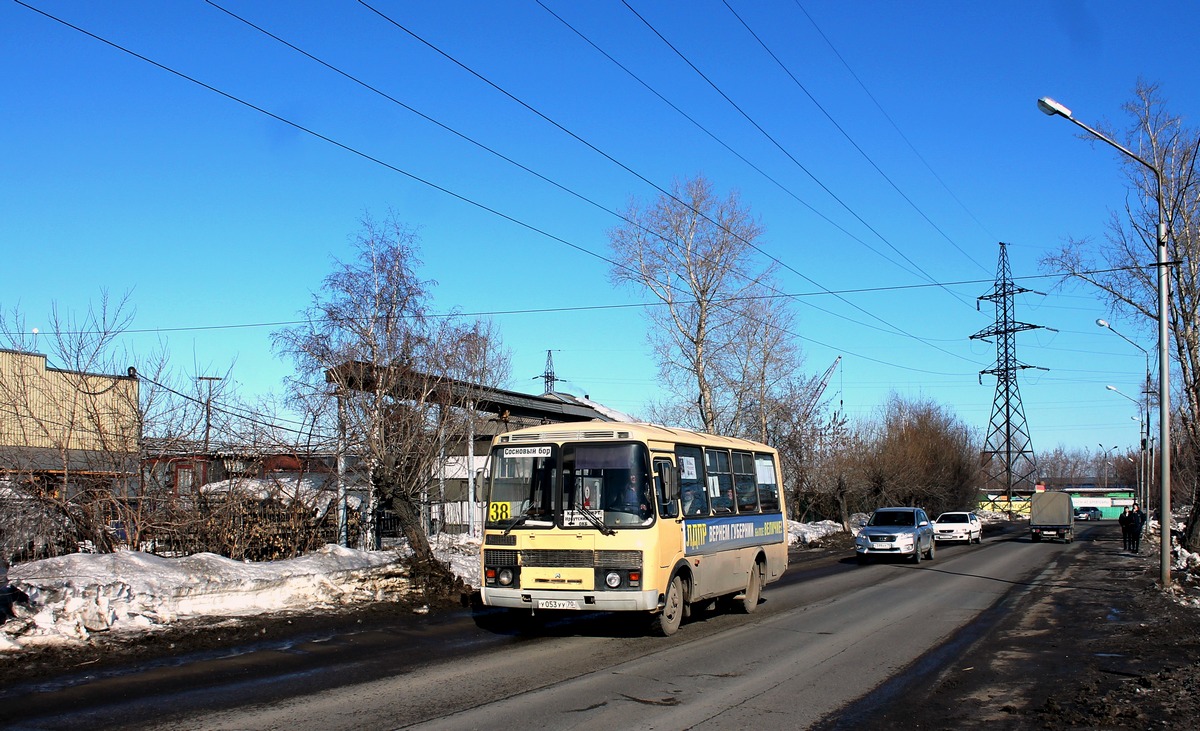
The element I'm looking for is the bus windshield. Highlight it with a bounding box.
[485,442,653,530]
[485,445,556,529]
[563,442,653,528]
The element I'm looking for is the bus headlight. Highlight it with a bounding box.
[605,571,622,589]
[497,568,515,587]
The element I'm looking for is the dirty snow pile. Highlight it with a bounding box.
[1,522,838,653]
[0,544,414,652]
[788,519,844,545]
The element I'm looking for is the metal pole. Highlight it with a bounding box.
[198,376,222,454]
[1039,96,1172,587]
[467,401,477,537]
[1096,322,1153,511]
[336,390,348,547]
[1156,205,1171,587]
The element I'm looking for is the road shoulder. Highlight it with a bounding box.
[819,521,1200,729]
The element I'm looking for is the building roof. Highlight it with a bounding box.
[325,361,628,423]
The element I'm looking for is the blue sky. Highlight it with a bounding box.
[3,0,1195,455]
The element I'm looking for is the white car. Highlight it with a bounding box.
[933,511,983,544]
[855,507,936,563]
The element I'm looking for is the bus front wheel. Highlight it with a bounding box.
[651,575,685,636]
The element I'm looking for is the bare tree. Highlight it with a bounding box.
[0,292,144,559]
[1040,81,1200,548]
[856,396,981,518]
[1037,445,1096,486]
[608,175,800,434]
[273,213,509,592]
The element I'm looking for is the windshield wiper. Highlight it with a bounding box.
[501,508,555,535]
[575,504,616,536]
[501,513,529,536]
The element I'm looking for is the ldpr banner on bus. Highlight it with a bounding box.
[684,513,786,555]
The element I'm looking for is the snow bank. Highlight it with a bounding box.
[1,520,855,653]
[789,519,845,545]
[2,545,405,651]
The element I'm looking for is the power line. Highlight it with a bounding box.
[721,0,990,275]
[792,0,999,244]
[24,264,1139,338]
[533,0,917,277]
[356,0,979,364]
[208,0,950,359]
[135,369,336,443]
[13,2,1107,380]
[620,0,974,307]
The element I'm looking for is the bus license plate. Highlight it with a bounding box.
[537,599,581,610]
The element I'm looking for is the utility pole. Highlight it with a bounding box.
[197,376,222,453]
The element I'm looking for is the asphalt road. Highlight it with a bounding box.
[1,521,1068,731]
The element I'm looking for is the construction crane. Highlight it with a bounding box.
[799,356,841,424]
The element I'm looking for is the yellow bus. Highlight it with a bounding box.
[480,420,789,635]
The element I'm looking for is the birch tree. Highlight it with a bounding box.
[607,175,800,435]
[274,213,508,592]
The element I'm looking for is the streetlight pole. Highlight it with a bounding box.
[1099,319,1152,513]
[1097,443,1117,490]
[1040,96,1172,587]
[1105,385,1146,505]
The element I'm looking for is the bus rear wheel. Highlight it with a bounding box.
[738,562,763,614]
[651,575,685,636]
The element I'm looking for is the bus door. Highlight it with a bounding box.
[653,457,682,573]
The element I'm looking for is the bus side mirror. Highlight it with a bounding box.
[656,464,681,519]
[660,465,680,502]
[474,470,486,503]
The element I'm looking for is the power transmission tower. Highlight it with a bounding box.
[534,350,560,394]
[970,242,1048,513]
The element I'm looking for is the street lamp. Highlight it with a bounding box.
[1098,443,1118,490]
[1040,96,1173,587]
[1097,319,1153,510]
[1105,386,1147,507]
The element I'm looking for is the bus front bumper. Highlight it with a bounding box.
[481,586,661,612]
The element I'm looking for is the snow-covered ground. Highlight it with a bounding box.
[0,520,846,653]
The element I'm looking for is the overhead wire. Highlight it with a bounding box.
[135,369,338,443]
[354,0,982,364]
[721,0,991,275]
[24,1,1117,380]
[791,0,1000,245]
[619,0,975,308]
[27,264,1140,340]
[12,0,964,377]
[207,0,944,353]
[533,0,917,277]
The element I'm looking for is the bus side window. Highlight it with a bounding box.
[733,451,759,513]
[676,445,709,516]
[706,449,734,514]
[755,453,781,513]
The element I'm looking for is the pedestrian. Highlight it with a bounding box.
[1118,507,1131,551]
[1128,503,1146,553]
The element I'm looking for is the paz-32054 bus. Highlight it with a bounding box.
[480,421,788,635]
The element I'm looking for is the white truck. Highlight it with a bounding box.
[1030,491,1074,543]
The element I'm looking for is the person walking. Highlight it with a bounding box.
[1118,507,1132,551]
[1128,504,1146,553]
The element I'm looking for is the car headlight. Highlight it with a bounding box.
[605,571,622,589]
[497,567,514,587]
